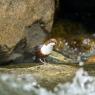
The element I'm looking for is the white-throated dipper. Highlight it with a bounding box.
[32,38,57,64]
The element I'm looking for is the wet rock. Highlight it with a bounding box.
[0,63,78,90]
[0,0,55,63]
[0,68,94,95]
[48,51,76,64]
[86,55,95,64]
[78,50,95,64]
[51,21,95,64]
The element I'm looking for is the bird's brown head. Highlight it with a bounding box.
[47,38,57,46]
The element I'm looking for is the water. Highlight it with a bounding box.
[54,68,95,95]
[0,68,95,95]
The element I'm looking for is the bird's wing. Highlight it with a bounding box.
[30,45,43,54]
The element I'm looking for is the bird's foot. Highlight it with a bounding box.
[39,58,48,64]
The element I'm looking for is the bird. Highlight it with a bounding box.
[32,38,57,64]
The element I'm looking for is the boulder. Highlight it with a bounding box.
[0,0,55,63]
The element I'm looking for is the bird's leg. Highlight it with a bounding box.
[39,58,48,64]
[33,56,40,63]
[43,58,49,63]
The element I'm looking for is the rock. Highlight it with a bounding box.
[86,55,95,64]
[51,21,95,65]
[48,51,75,64]
[0,0,55,63]
[0,63,78,90]
[0,64,94,95]
[25,21,48,51]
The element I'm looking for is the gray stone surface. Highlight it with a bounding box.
[0,0,55,63]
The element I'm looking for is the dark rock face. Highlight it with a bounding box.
[0,0,55,63]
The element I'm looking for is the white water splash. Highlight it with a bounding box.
[54,68,95,95]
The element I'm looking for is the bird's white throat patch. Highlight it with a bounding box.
[40,43,54,55]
